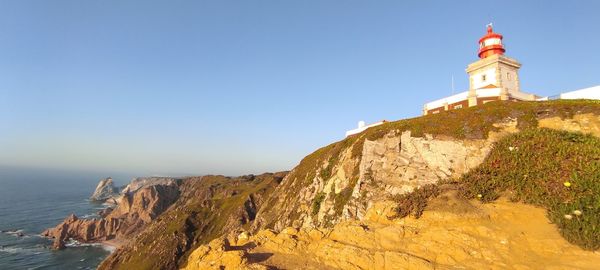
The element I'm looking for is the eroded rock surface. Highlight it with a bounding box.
[255,120,519,231]
[186,191,600,270]
[90,177,120,202]
[121,177,178,194]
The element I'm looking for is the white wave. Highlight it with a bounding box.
[0,245,44,255]
[60,238,115,253]
[2,229,26,237]
[0,246,24,254]
[3,229,24,234]
[101,244,116,253]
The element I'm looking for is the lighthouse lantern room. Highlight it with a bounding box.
[478,24,505,58]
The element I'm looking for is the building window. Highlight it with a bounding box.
[507,73,511,80]
[454,104,463,109]
[482,75,487,82]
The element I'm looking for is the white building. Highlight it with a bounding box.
[345,120,386,137]
[538,85,600,101]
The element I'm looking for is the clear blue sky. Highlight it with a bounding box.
[1,1,599,177]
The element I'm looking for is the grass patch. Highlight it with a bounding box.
[459,128,600,250]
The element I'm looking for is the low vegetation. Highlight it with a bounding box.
[311,192,325,216]
[390,128,600,250]
[391,184,441,218]
[459,128,600,250]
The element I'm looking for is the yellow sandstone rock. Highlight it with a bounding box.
[183,193,600,270]
[539,113,600,137]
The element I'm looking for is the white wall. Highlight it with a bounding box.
[499,66,519,93]
[423,91,469,110]
[559,86,600,99]
[470,67,497,89]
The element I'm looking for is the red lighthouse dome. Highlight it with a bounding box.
[478,24,505,59]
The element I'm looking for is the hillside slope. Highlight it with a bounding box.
[253,100,600,232]
[93,100,600,269]
[98,172,286,270]
[183,100,600,269]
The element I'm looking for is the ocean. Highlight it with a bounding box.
[0,167,129,270]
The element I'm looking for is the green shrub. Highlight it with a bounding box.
[312,192,326,216]
[392,184,441,218]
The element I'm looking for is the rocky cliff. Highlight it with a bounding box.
[48,100,600,269]
[121,177,179,194]
[97,172,286,270]
[252,100,600,232]
[182,100,600,269]
[43,181,181,249]
[183,190,600,270]
[90,177,120,202]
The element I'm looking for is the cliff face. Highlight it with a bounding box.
[90,177,120,202]
[252,100,600,231]
[43,182,181,249]
[97,172,286,270]
[183,100,600,269]
[121,177,179,194]
[48,100,600,269]
[184,191,600,270]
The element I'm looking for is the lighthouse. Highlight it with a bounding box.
[423,24,538,115]
[465,23,536,106]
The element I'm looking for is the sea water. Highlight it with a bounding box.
[0,166,128,270]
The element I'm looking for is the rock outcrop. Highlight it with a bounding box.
[184,190,600,270]
[253,120,518,231]
[97,173,286,270]
[43,181,181,250]
[90,177,120,202]
[121,177,178,194]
